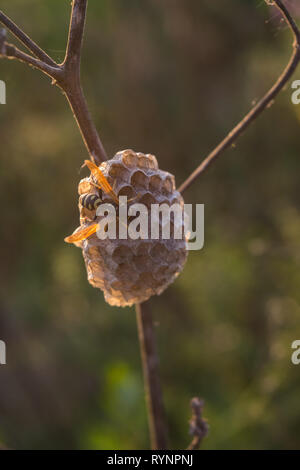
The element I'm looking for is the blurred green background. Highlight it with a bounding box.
[0,0,300,450]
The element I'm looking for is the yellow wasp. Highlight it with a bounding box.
[79,193,102,212]
[65,160,119,244]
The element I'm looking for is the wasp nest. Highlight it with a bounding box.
[75,149,188,307]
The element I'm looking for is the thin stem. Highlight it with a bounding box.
[135,303,168,450]
[64,82,108,165]
[179,0,300,194]
[0,1,107,164]
[187,398,208,450]
[2,42,62,79]
[62,0,108,162]
[64,0,87,75]
[0,10,57,67]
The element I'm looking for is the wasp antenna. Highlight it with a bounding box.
[80,160,88,171]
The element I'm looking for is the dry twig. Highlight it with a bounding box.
[187,398,209,450]
[179,0,300,194]
[0,0,107,164]
[136,303,168,449]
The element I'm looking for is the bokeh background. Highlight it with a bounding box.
[0,0,300,450]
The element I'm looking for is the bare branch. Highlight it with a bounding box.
[0,27,6,54]
[187,397,208,450]
[64,0,87,75]
[0,10,57,67]
[0,1,107,164]
[0,40,62,79]
[179,0,300,194]
[135,302,168,450]
[64,84,107,165]
[61,0,107,163]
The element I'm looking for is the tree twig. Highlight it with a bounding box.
[187,397,208,450]
[64,0,87,75]
[0,0,107,164]
[135,303,168,450]
[0,10,57,66]
[179,0,300,194]
[1,40,62,78]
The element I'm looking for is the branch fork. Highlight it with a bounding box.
[0,0,107,164]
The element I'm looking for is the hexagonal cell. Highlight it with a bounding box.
[137,154,153,169]
[133,254,153,272]
[138,192,157,208]
[117,184,137,200]
[146,154,158,169]
[115,262,129,278]
[155,265,169,280]
[170,195,181,206]
[130,170,149,189]
[165,246,177,263]
[150,243,169,261]
[108,163,130,182]
[149,174,162,192]
[115,263,139,282]
[138,272,156,288]
[121,149,138,168]
[159,198,172,207]
[114,151,125,161]
[112,245,130,263]
[135,242,152,256]
[161,176,174,194]
[100,193,115,204]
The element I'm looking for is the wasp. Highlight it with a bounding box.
[79,193,102,211]
[65,160,119,244]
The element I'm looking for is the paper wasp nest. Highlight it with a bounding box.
[75,149,188,307]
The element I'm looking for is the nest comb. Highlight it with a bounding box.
[72,149,188,307]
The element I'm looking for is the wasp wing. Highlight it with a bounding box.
[64,222,98,244]
[84,160,119,204]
